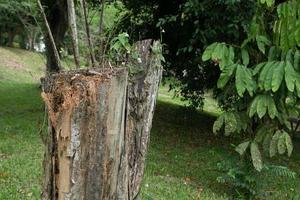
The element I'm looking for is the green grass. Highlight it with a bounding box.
[0,47,300,200]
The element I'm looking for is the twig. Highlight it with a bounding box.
[37,0,62,70]
[81,0,96,68]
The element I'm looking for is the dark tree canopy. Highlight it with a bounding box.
[116,0,255,108]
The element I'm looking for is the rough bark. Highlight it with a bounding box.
[67,0,80,68]
[126,40,163,200]
[41,68,128,200]
[41,40,163,200]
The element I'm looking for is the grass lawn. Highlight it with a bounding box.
[0,47,299,200]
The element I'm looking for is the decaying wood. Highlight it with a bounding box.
[41,40,163,200]
[126,40,163,199]
[41,68,128,200]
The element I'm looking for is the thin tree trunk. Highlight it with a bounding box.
[7,28,15,47]
[67,0,80,69]
[0,31,2,46]
[97,0,105,61]
[81,0,96,67]
[32,30,37,51]
[37,0,62,71]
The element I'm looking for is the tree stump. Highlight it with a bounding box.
[126,40,163,199]
[41,40,163,200]
[41,68,128,200]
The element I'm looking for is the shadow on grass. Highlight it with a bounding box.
[142,100,236,199]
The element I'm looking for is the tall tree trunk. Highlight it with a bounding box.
[81,0,96,67]
[67,0,80,69]
[40,0,68,72]
[0,31,2,46]
[31,30,37,51]
[7,28,15,47]
[41,40,163,200]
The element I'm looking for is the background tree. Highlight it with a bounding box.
[114,0,255,108]
[202,0,300,198]
[40,0,68,72]
[0,0,39,48]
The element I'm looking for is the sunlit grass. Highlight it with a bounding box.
[0,47,299,199]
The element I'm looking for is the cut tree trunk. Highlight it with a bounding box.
[41,68,128,200]
[126,40,163,200]
[41,40,163,200]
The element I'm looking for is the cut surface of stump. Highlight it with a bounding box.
[41,68,128,200]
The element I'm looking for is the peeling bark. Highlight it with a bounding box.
[41,40,163,200]
[126,40,163,200]
[42,68,128,200]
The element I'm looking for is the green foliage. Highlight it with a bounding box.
[109,32,132,62]
[216,160,297,199]
[202,0,300,179]
[216,161,258,199]
[274,0,300,50]
[116,0,256,108]
[249,94,277,119]
[235,141,250,156]
[213,112,248,136]
[250,142,263,171]
[0,0,38,47]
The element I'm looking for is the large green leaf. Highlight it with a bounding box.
[256,35,271,54]
[251,142,263,171]
[267,96,278,119]
[202,43,218,61]
[213,112,239,136]
[270,130,281,157]
[249,97,258,117]
[235,141,250,156]
[249,95,277,119]
[258,61,274,89]
[271,61,285,92]
[277,134,286,155]
[294,50,300,71]
[235,65,255,97]
[213,114,224,135]
[224,112,238,136]
[263,132,273,155]
[284,132,293,157]
[264,63,275,91]
[285,61,296,92]
[241,49,249,66]
[253,62,266,75]
[257,95,268,119]
[268,46,277,61]
[217,64,237,88]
